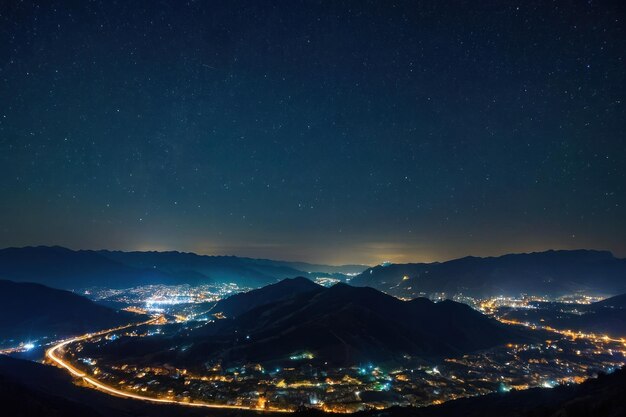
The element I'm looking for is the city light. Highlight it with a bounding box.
[37,285,625,413]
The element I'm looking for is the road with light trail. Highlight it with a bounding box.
[45,317,290,412]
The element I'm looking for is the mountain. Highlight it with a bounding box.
[273,262,366,276]
[0,246,368,290]
[207,283,532,365]
[96,280,532,368]
[98,250,367,286]
[0,355,218,417]
[98,250,306,286]
[0,246,176,289]
[0,280,141,348]
[594,293,626,309]
[350,250,626,298]
[552,298,626,337]
[501,292,626,338]
[211,276,324,318]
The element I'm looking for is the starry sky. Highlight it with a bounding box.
[0,1,624,265]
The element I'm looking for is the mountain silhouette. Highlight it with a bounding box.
[351,250,626,298]
[0,279,141,347]
[0,246,175,289]
[212,276,323,318]
[0,246,367,289]
[109,280,533,368]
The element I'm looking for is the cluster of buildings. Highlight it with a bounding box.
[50,284,624,411]
[59,318,625,412]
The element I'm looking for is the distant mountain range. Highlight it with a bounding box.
[0,246,175,289]
[0,280,140,348]
[0,246,368,289]
[88,278,533,368]
[350,250,626,298]
[3,246,624,298]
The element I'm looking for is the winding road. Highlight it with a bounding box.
[45,317,290,412]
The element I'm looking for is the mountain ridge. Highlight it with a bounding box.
[91,279,534,368]
[0,246,368,289]
[351,249,626,298]
[0,279,141,348]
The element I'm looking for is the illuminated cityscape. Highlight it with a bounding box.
[32,283,624,412]
[1,1,625,416]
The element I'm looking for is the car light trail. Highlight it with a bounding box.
[45,317,291,413]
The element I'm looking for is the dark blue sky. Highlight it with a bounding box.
[1,1,624,264]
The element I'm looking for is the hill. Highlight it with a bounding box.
[0,246,176,289]
[211,276,324,318]
[0,280,141,348]
[501,292,626,338]
[350,250,626,298]
[0,246,368,290]
[95,280,533,368]
[98,250,366,286]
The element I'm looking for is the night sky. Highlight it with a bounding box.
[1,1,624,265]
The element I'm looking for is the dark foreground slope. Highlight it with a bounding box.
[0,280,140,347]
[351,250,626,298]
[0,355,233,417]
